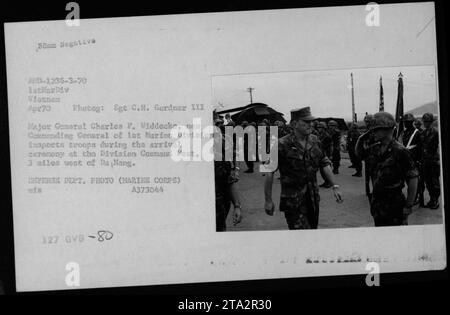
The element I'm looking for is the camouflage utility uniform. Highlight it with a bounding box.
[361,115,377,200]
[328,121,341,174]
[214,161,239,231]
[369,140,418,226]
[214,129,239,231]
[347,124,362,175]
[317,122,333,158]
[277,133,331,229]
[421,113,440,207]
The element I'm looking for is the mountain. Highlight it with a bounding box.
[405,101,438,116]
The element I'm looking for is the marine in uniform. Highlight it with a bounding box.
[399,114,423,206]
[317,121,333,188]
[311,121,319,137]
[420,113,440,209]
[347,122,362,177]
[264,107,343,229]
[328,120,341,174]
[360,114,376,201]
[214,121,243,231]
[355,112,418,226]
[317,122,333,158]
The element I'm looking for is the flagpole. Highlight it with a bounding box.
[351,73,356,122]
[395,72,404,140]
[379,76,384,112]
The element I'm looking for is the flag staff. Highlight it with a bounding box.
[394,72,404,140]
[351,73,356,122]
[379,76,384,112]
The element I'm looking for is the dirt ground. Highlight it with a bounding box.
[226,156,443,231]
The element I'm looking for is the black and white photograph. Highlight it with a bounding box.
[0,0,448,301]
[212,66,443,231]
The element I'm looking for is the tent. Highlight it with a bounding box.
[217,103,286,124]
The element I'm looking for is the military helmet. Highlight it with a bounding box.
[371,112,396,130]
[402,113,415,122]
[413,119,422,127]
[328,120,338,127]
[422,112,434,122]
[363,114,374,123]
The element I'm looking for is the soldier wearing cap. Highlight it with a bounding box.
[264,107,343,229]
[420,113,440,209]
[355,112,418,226]
[328,120,341,174]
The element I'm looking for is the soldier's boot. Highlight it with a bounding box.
[427,198,439,210]
[414,193,425,207]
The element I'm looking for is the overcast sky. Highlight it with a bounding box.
[212,65,437,121]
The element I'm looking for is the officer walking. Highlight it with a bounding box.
[420,113,440,209]
[328,120,341,174]
[355,112,418,226]
[264,107,343,230]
